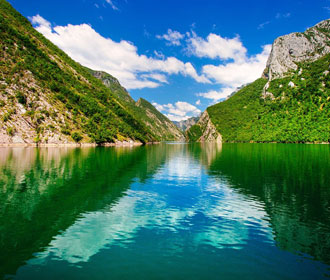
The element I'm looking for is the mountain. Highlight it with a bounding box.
[88,69,183,141]
[0,0,178,145]
[135,98,184,141]
[173,116,199,131]
[187,19,330,143]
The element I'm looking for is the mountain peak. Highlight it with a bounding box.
[263,18,330,81]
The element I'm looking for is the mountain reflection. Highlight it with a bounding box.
[1,143,329,279]
[21,143,272,267]
[0,145,167,277]
[207,143,330,265]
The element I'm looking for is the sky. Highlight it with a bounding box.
[7,0,330,121]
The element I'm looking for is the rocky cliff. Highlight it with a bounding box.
[263,19,330,81]
[197,111,222,142]
[186,111,222,143]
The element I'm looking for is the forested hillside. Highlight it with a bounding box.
[206,54,330,143]
[0,0,162,144]
[188,19,330,143]
[89,69,183,141]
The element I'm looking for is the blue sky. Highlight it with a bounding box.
[8,0,330,121]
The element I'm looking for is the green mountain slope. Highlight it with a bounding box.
[0,0,157,144]
[135,98,184,141]
[188,20,330,143]
[207,54,330,143]
[88,69,184,141]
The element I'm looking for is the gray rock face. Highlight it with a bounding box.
[263,19,330,81]
[196,111,222,143]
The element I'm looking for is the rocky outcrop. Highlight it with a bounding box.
[196,111,222,143]
[262,19,330,98]
[263,19,330,81]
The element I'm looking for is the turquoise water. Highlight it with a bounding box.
[0,143,329,279]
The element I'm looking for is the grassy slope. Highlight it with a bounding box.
[88,69,183,141]
[0,0,155,144]
[207,79,267,142]
[206,54,330,143]
[135,98,183,141]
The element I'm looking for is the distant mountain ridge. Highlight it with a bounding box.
[173,116,199,131]
[187,19,330,143]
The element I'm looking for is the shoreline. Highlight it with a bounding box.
[0,141,328,147]
[0,141,147,148]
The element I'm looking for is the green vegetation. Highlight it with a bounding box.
[207,78,267,142]
[0,0,157,144]
[135,98,183,141]
[186,124,203,142]
[88,69,183,141]
[15,91,26,105]
[71,132,83,143]
[6,126,14,136]
[203,54,330,143]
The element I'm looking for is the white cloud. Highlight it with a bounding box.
[140,73,168,84]
[257,21,271,30]
[156,29,185,46]
[275,12,291,19]
[201,44,271,88]
[187,31,271,101]
[30,15,209,89]
[105,0,119,10]
[187,32,247,62]
[153,50,165,59]
[153,101,201,122]
[197,87,235,102]
[195,99,201,105]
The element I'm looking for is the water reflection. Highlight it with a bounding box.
[14,144,272,266]
[0,145,167,277]
[0,143,329,279]
[207,143,330,265]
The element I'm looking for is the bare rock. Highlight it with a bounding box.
[196,111,222,143]
[263,19,330,81]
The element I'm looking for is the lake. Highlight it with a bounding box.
[0,143,329,279]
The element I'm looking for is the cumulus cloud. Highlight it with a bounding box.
[30,15,209,89]
[187,32,247,62]
[197,87,236,102]
[186,31,271,102]
[156,29,185,46]
[201,44,271,88]
[153,101,201,122]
